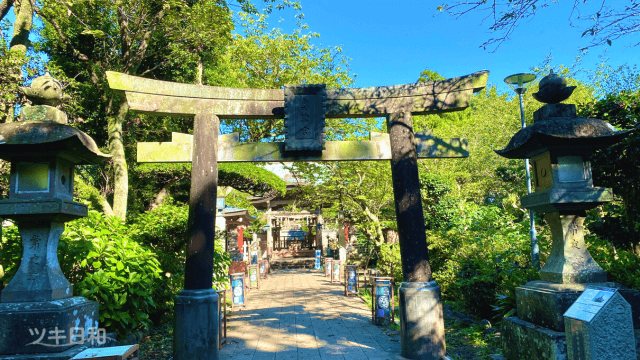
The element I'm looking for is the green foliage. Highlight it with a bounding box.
[0,24,22,123]
[0,225,21,287]
[294,160,395,253]
[420,172,461,230]
[430,203,540,320]
[67,213,162,337]
[131,203,189,312]
[377,243,403,284]
[587,231,640,290]
[128,162,286,215]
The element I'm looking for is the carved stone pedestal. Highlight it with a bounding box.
[0,297,98,356]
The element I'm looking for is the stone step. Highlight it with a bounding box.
[271,249,317,258]
[270,257,316,270]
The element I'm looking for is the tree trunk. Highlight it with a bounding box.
[2,0,32,123]
[363,206,385,247]
[108,97,130,219]
[9,0,32,54]
[75,177,115,217]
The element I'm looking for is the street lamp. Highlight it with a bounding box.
[504,72,539,270]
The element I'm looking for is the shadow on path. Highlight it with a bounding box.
[220,269,404,360]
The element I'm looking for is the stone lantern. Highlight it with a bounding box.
[0,72,110,358]
[495,71,639,359]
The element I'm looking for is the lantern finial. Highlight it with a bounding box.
[531,70,576,104]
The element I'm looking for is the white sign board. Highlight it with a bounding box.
[564,286,616,323]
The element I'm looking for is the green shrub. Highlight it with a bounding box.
[587,232,640,290]
[63,212,162,338]
[431,202,540,320]
[0,225,23,290]
[377,243,403,284]
[131,203,189,319]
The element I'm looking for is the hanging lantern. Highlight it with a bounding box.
[325,258,333,278]
[314,249,322,270]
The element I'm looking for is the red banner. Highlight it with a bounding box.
[238,227,244,252]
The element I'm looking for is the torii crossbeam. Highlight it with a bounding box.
[107,70,489,360]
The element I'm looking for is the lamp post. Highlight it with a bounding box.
[504,73,539,270]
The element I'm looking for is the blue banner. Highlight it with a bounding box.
[314,250,321,269]
[347,268,357,293]
[231,276,245,305]
[376,280,391,318]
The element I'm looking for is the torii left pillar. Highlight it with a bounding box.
[173,111,220,360]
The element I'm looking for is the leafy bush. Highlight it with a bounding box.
[586,231,640,290]
[63,212,162,337]
[420,172,461,230]
[0,225,23,290]
[131,203,189,318]
[430,202,540,320]
[377,243,403,284]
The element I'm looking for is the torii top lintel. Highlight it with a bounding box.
[106,71,489,118]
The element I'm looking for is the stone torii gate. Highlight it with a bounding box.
[107,70,488,360]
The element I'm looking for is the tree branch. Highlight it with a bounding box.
[0,0,13,23]
[129,7,166,72]
[35,7,88,62]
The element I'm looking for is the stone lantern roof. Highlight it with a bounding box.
[496,71,631,159]
[0,72,110,165]
[0,121,110,164]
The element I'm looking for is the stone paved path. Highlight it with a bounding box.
[220,268,404,360]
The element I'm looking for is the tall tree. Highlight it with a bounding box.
[35,0,242,219]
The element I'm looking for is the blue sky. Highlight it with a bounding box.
[3,1,637,95]
[256,0,639,94]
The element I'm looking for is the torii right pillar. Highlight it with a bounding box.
[388,105,450,360]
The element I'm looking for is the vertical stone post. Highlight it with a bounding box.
[387,107,447,360]
[174,112,219,360]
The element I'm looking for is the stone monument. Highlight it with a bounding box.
[0,72,110,359]
[564,286,635,360]
[496,71,640,359]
